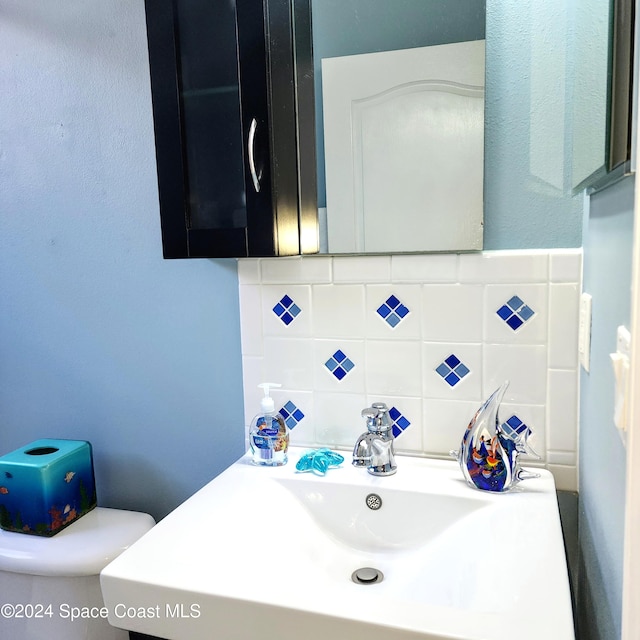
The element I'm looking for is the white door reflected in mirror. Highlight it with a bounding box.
[322,40,485,254]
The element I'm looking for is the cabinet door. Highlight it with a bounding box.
[144,0,317,258]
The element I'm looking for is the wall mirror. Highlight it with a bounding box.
[571,0,634,193]
[311,0,486,254]
[309,0,631,255]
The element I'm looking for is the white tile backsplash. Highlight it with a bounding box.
[369,394,424,452]
[237,258,261,284]
[313,339,365,393]
[548,283,580,368]
[365,340,422,396]
[547,464,578,492]
[422,342,483,400]
[313,391,367,447]
[484,284,548,344]
[312,284,366,337]
[500,402,547,462]
[263,337,314,390]
[458,250,549,283]
[547,368,579,454]
[239,249,582,490]
[483,344,548,404]
[423,398,478,455]
[260,255,332,283]
[332,255,391,282]
[422,284,484,342]
[261,285,312,337]
[241,355,264,438]
[391,253,458,282]
[279,390,315,446]
[366,284,422,340]
[549,249,582,282]
[548,450,577,465]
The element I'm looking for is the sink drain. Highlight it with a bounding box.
[365,493,382,510]
[351,567,384,585]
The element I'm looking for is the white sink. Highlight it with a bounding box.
[100,448,575,640]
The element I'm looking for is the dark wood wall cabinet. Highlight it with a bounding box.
[144,0,318,258]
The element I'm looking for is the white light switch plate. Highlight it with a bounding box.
[579,293,592,372]
[611,325,631,441]
[617,325,631,357]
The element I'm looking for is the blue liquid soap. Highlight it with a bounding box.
[249,383,289,466]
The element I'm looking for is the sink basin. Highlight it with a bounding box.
[100,448,574,640]
[275,475,485,552]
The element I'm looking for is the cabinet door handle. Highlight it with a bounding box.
[248,118,261,193]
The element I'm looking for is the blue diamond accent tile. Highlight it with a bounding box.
[506,315,524,330]
[506,415,522,427]
[435,363,450,377]
[273,295,302,326]
[445,354,461,368]
[325,357,338,370]
[454,363,470,378]
[497,296,535,331]
[436,354,471,387]
[496,305,512,321]
[342,359,355,373]
[325,350,355,381]
[333,367,347,381]
[386,314,402,328]
[501,415,529,439]
[507,295,524,310]
[388,406,411,438]
[519,305,535,321]
[396,304,410,318]
[279,401,305,430]
[376,303,392,318]
[444,372,460,387]
[376,295,410,328]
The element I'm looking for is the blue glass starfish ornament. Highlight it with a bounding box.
[295,449,345,475]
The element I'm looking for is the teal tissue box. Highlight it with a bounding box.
[0,439,97,536]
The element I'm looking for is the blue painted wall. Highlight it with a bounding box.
[0,1,245,521]
[578,176,634,639]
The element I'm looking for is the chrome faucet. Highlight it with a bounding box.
[352,402,397,476]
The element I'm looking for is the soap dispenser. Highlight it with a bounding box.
[249,383,289,466]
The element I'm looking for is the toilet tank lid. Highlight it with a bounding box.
[0,507,155,577]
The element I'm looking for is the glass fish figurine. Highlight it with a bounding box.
[451,381,540,492]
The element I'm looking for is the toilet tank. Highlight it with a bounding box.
[0,507,154,640]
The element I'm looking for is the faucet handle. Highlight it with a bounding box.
[361,402,392,432]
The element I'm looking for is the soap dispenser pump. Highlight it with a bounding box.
[249,383,289,466]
